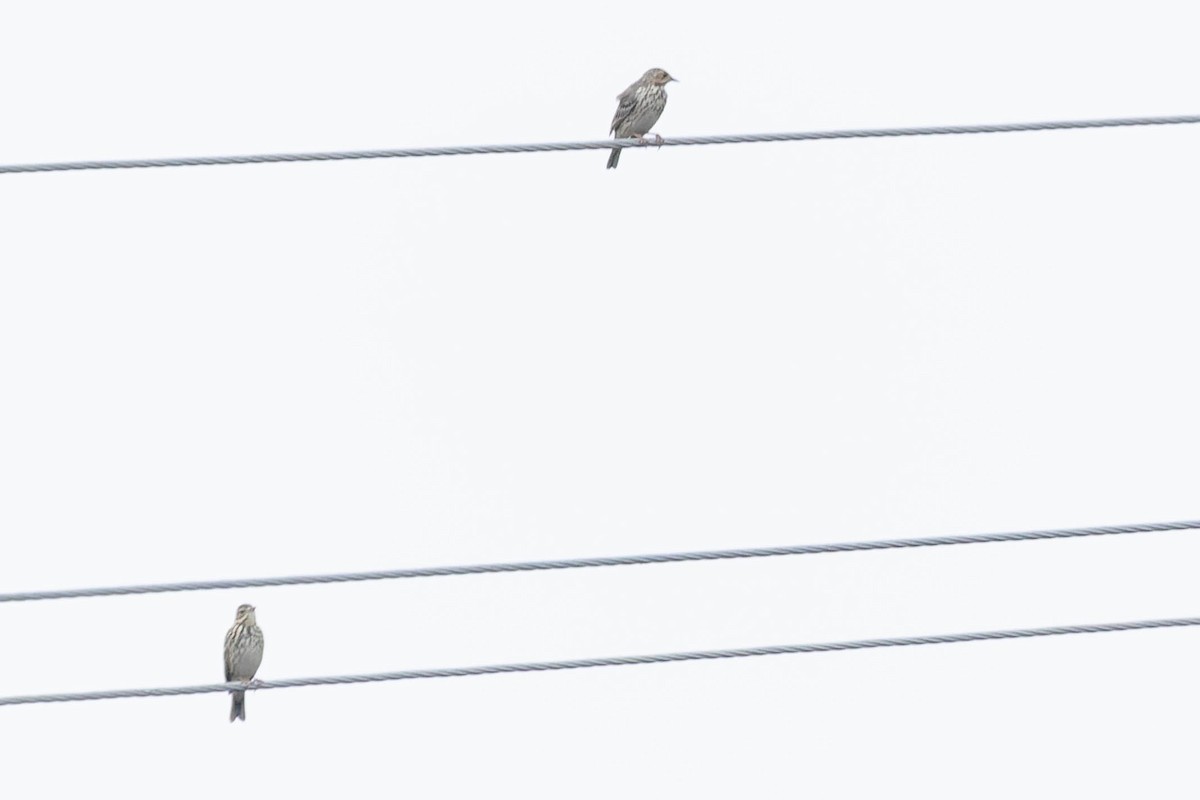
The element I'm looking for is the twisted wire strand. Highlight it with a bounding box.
[3,616,1196,707]
[3,519,1196,603]
[2,114,1198,175]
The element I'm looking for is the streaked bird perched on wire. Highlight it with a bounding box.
[607,68,677,169]
[224,603,265,722]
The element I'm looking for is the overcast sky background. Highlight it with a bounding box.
[2,1,1199,796]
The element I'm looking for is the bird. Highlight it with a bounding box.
[607,68,677,169]
[223,603,265,722]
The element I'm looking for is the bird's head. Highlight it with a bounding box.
[644,68,677,86]
[235,604,257,624]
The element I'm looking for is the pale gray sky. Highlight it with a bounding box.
[2,1,1199,796]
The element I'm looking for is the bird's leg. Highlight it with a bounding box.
[628,134,664,148]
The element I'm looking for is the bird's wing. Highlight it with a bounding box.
[223,631,234,681]
[610,84,640,135]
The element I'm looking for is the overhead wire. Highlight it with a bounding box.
[3,519,1196,603]
[3,616,1196,707]
[1,114,1198,175]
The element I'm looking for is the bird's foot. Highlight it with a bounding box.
[652,133,665,148]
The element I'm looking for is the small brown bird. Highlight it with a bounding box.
[223,603,265,723]
[607,68,677,169]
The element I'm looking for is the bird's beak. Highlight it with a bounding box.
[670,77,679,82]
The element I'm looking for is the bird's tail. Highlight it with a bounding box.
[229,690,246,722]
[606,147,621,169]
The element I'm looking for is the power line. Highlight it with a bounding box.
[1,114,1198,175]
[2,615,1195,707]
[2,519,1195,604]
